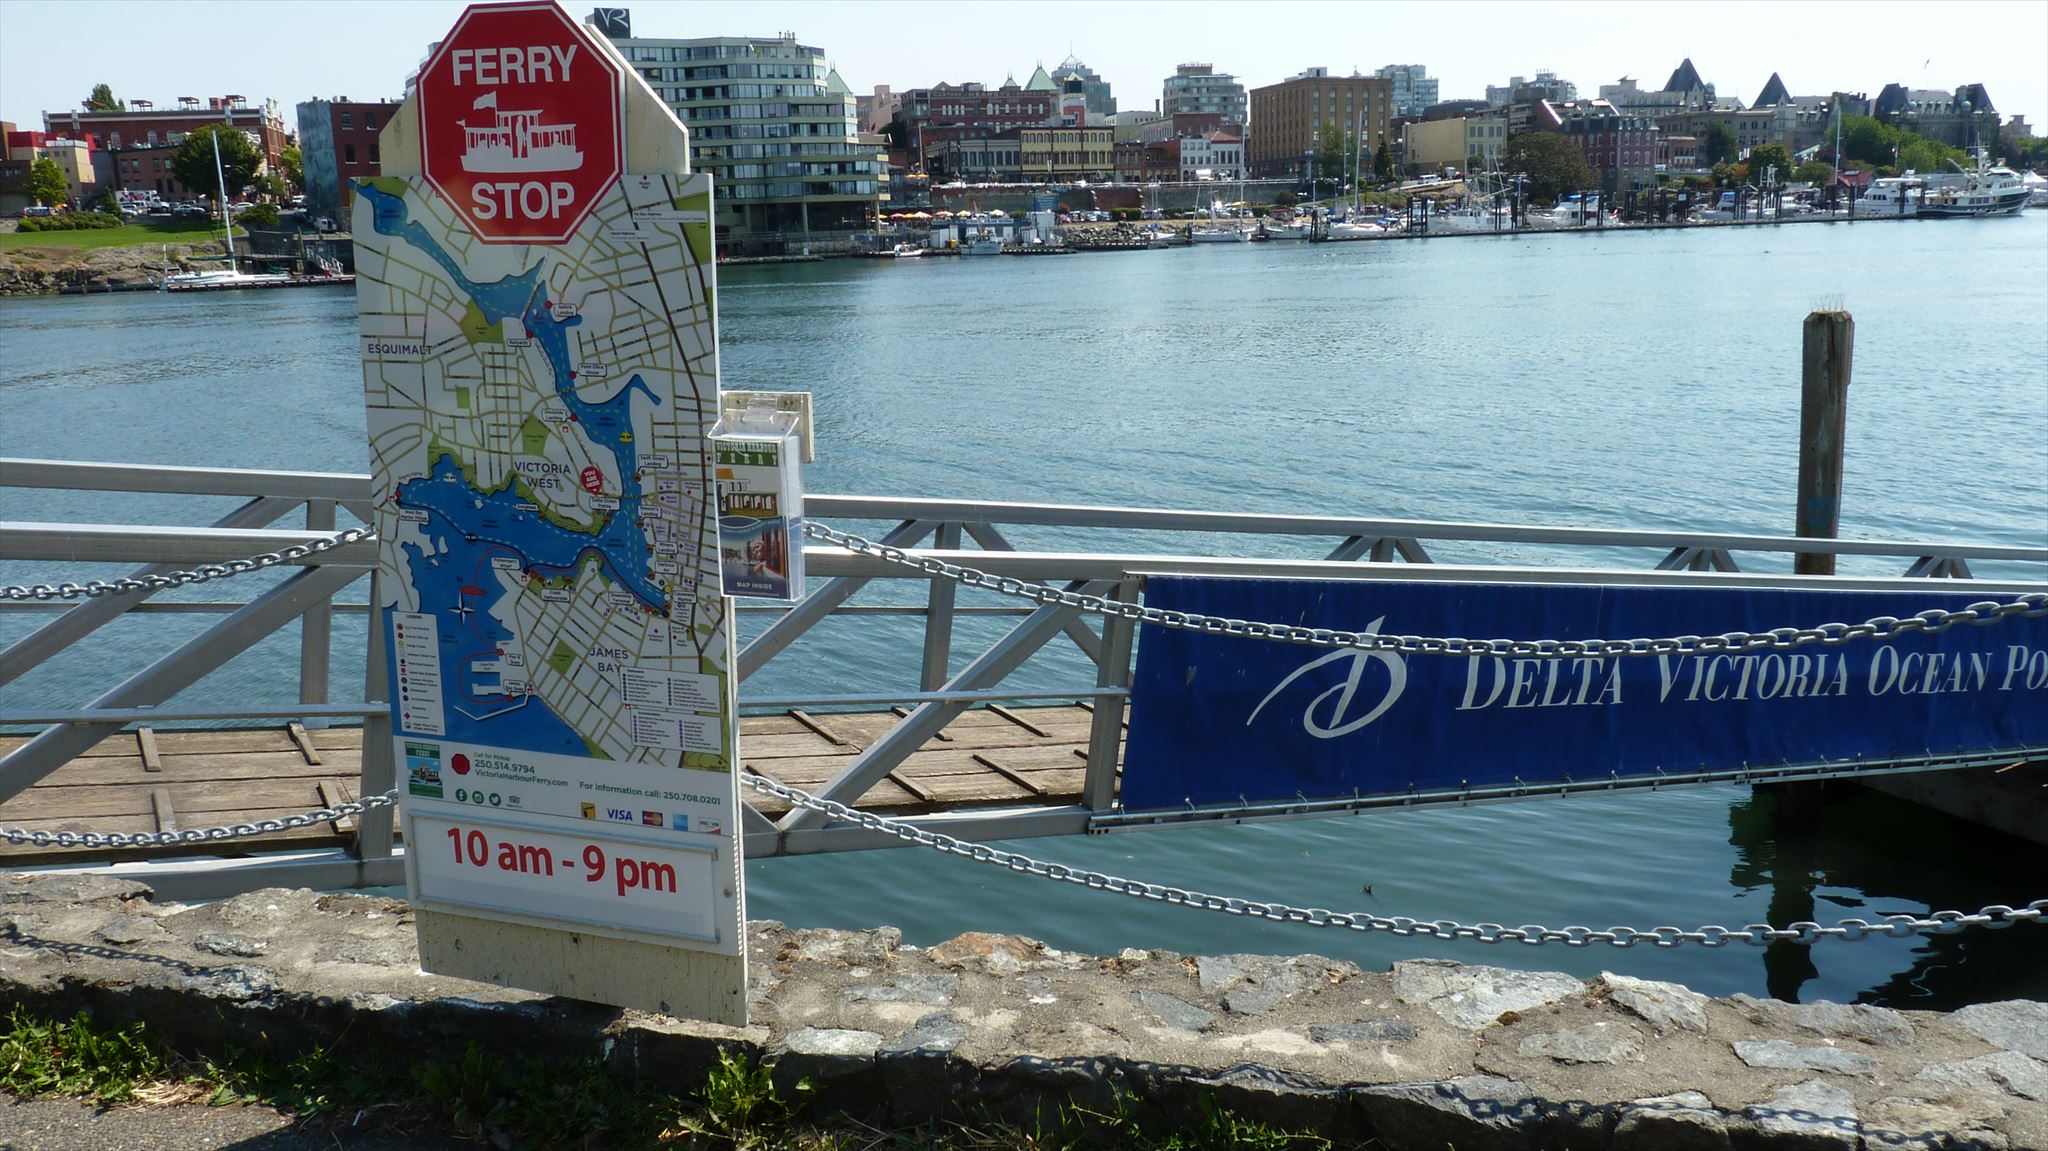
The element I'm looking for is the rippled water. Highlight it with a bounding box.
[3,214,2044,1006]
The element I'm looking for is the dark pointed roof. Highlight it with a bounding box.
[1753,72,1790,107]
[1663,58,1706,94]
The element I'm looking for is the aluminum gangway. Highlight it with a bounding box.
[3,456,2043,900]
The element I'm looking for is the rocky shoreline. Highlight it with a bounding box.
[2,874,2043,1148]
[0,239,224,296]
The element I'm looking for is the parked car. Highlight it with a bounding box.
[23,205,54,217]
[173,203,207,218]
[313,216,336,233]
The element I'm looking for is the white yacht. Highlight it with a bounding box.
[1851,177,1920,218]
[1916,151,2030,218]
[160,132,292,291]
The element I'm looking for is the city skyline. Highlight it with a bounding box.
[2,0,2043,134]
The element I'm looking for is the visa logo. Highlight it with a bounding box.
[605,808,634,821]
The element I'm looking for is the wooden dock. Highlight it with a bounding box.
[0,703,1119,866]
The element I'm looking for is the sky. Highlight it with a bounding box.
[2,0,2044,133]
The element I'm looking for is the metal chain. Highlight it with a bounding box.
[0,790,398,850]
[0,527,374,602]
[805,523,2048,659]
[740,772,2047,949]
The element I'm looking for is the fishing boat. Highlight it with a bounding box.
[159,132,291,291]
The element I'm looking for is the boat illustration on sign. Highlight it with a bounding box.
[460,91,583,173]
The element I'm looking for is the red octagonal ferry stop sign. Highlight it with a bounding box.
[417,1,624,243]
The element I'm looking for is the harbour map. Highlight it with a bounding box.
[352,172,732,800]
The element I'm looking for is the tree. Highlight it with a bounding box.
[1746,143,1793,185]
[1792,161,1834,186]
[84,82,124,111]
[1500,132,1596,204]
[279,145,303,191]
[1698,121,1738,166]
[1373,139,1394,184]
[1839,115,1898,167]
[239,202,281,230]
[1311,120,1351,190]
[1898,136,1966,174]
[1273,189,1298,208]
[27,157,68,206]
[172,125,263,203]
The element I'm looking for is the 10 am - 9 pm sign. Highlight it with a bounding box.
[417,1,624,242]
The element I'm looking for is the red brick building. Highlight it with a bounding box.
[1534,99,1658,194]
[42,97,291,175]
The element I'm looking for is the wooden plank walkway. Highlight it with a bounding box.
[0,704,1121,866]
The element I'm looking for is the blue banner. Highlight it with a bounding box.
[1120,578,2048,812]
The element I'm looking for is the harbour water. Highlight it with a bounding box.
[2,215,2044,1007]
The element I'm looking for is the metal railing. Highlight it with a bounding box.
[3,456,2045,893]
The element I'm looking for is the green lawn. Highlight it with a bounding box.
[0,218,244,252]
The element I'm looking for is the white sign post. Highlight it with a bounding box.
[353,1,746,1023]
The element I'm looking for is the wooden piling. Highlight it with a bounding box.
[1794,309,1853,576]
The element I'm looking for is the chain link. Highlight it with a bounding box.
[0,790,398,850]
[740,772,2047,948]
[0,528,374,603]
[805,523,2048,659]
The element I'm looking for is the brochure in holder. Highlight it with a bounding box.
[711,400,806,601]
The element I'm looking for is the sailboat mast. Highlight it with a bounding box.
[213,129,237,274]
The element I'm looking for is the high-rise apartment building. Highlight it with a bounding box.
[297,98,402,217]
[1372,65,1438,118]
[1050,55,1116,116]
[1247,68,1394,180]
[1162,63,1247,129]
[596,11,883,238]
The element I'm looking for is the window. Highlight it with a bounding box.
[365,114,377,131]
[345,143,357,163]
[369,142,380,163]
[342,113,352,130]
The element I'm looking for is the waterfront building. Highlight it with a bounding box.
[1872,83,2000,150]
[1162,64,1248,129]
[596,18,885,241]
[41,95,291,177]
[6,132,98,206]
[1400,112,1506,178]
[1112,137,1179,183]
[858,84,903,136]
[1535,99,1658,195]
[1485,71,1576,109]
[1051,54,1116,116]
[1246,68,1394,181]
[1098,109,1166,143]
[1373,65,1438,119]
[1656,106,1782,162]
[295,98,402,218]
[1018,125,1113,182]
[0,122,24,212]
[1177,130,1243,181]
[922,127,1023,183]
[1659,134,1699,171]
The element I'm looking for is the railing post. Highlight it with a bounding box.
[920,522,961,692]
[300,500,335,727]
[355,570,395,862]
[1794,309,1853,576]
[1082,578,1140,813]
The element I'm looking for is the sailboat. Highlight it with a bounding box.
[160,130,292,291]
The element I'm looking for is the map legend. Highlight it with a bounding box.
[393,612,447,736]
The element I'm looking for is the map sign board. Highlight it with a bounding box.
[355,1,744,1022]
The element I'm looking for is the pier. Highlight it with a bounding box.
[3,456,2043,899]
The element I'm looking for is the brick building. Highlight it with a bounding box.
[1534,99,1658,194]
[42,96,290,175]
[1246,68,1393,180]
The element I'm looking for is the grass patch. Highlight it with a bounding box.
[0,1007,1349,1150]
[0,218,241,252]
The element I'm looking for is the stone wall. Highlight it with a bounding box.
[1,874,2042,1149]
